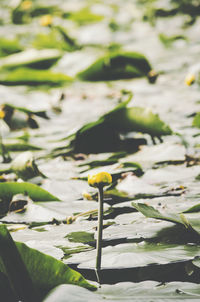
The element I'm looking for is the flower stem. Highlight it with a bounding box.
[95,186,104,283]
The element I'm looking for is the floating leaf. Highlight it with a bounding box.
[69,93,172,154]
[1,142,42,152]
[63,7,104,25]
[33,27,79,52]
[182,204,200,213]
[77,51,157,82]
[159,33,187,48]
[0,49,62,70]
[0,37,23,57]
[11,3,60,24]
[11,151,46,180]
[132,202,200,236]
[192,112,200,128]
[0,182,60,204]
[0,225,96,302]
[0,67,72,86]
[43,282,200,302]
[66,232,95,244]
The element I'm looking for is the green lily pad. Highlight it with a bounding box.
[132,202,200,236]
[0,37,23,57]
[0,49,62,70]
[11,151,46,180]
[182,204,200,213]
[69,92,172,154]
[0,67,72,86]
[192,112,200,128]
[0,225,96,301]
[63,7,104,25]
[0,182,60,203]
[66,232,95,244]
[77,51,156,82]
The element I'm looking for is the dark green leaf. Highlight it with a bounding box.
[182,204,200,213]
[77,51,156,82]
[69,93,172,153]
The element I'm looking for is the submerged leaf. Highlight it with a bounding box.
[77,51,157,82]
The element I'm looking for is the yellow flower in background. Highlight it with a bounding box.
[40,15,53,26]
[0,109,5,119]
[88,172,112,188]
[21,0,32,11]
[185,73,195,86]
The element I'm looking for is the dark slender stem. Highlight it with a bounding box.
[96,186,104,277]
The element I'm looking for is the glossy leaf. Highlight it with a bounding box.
[0,225,96,302]
[0,182,60,203]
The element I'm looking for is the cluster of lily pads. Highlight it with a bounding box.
[0,0,200,301]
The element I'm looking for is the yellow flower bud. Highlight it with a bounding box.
[88,172,112,188]
[185,73,195,86]
[82,191,93,200]
[40,15,53,27]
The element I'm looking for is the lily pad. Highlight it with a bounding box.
[11,151,46,180]
[69,93,172,154]
[193,112,200,128]
[0,67,72,86]
[63,7,104,25]
[132,202,200,236]
[77,51,157,82]
[0,49,62,70]
[0,37,23,57]
[0,182,60,203]
[0,225,96,301]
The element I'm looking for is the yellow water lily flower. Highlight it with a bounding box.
[185,73,195,86]
[40,15,53,27]
[88,172,112,188]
